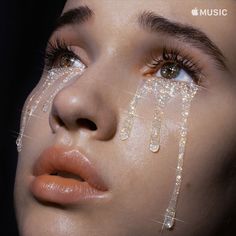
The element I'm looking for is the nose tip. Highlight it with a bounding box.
[50,93,98,131]
[49,82,117,140]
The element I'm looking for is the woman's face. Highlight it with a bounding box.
[15,0,236,235]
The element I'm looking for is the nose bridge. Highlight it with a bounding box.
[49,63,120,140]
[87,54,123,89]
[76,54,126,102]
[88,45,136,94]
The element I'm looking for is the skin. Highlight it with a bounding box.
[15,0,236,235]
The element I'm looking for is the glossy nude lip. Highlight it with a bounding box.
[30,145,108,205]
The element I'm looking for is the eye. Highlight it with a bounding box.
[155,62,192,83]
[45,39,86,71]
[145,47,203,85]
[56,53,85,69]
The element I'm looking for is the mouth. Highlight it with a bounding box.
[50,171,85,181]
[30,145,108,205]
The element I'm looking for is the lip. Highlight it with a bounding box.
[30,145,108,205]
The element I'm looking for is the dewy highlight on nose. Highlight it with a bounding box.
[120,77,198,230]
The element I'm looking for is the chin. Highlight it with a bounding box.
[17,203,113,236]
[19,212,77,236]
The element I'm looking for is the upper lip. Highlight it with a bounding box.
[33,145,108,191]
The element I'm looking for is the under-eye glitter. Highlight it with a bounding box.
[120,77,178,153]
[42,68,80,112]
[120,77,198,230]
[16,66,85,152]
[16,69,61,152]
[120,80,150,141]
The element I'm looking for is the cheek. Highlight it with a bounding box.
[170,89,236,230]
[14,111,52,218]
[186,90,236,183]
[17,108,52,173]
[16,68,84,153]
[116,77,198,229]
[119,97,181,155]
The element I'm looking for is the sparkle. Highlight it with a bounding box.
[119,81,149,140]
[16,67,85,152]
[42,69,81,113]
[163,83,198,230]
[163,208,176,229]
[119,76,198,231]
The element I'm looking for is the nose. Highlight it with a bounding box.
[49,75,117,140]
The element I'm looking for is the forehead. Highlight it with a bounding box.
[63,0,234,22]
[63,0,235,38]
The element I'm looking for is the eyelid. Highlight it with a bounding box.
[44,38,90,70]
[142,47,204,85]
[141,64,157,74]
[69,46,90,66]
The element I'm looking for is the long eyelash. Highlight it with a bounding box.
[148,47,204,84]
[44,38,78,69]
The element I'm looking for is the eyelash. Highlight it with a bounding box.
[146,47,203,84]
[45,39,203,85]
[45,39,83,69]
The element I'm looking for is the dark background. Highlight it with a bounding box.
[0,1,65,235]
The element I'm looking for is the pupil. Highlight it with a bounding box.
[160,62,180,79]
[60,56,74,67]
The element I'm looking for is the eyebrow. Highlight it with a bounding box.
[138,11,227,70]
[54,6,227,70]
[55,5,94,29]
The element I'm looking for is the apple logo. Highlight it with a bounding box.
[191,7,198,16]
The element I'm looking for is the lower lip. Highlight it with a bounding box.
[31,174,106,205]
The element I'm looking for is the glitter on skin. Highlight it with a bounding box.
[120,77,198,230]
[17,64,198,230]
[16,66,85,152]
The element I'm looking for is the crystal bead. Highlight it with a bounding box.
[163,208,175,229]
[149,143,160,153]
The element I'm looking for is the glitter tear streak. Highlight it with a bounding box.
[120,77,198,230]
[163,83,198,230]
[16,67,84,152]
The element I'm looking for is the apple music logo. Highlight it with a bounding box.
[191,7,228,16]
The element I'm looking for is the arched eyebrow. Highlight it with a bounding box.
[55,5,94,29]
[53,6,227,71]
[138,11,227,70]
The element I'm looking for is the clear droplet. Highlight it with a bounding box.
[163,208,175,229]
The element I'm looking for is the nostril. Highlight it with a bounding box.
[52,114,97,131]
[55,115,65,127]
[76,118,97,131]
